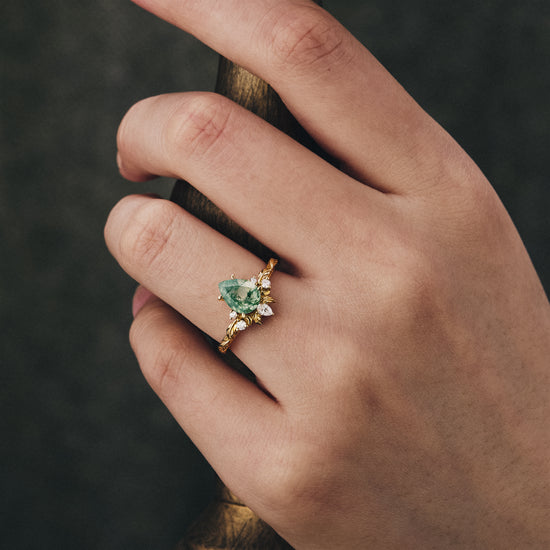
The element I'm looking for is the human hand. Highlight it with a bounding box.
[105,1,550,548]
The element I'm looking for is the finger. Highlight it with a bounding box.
[117,92,383,271]
[130,0,473,195]
[130,292,281,502]
[132,284,155,317]
[105,194,312,395]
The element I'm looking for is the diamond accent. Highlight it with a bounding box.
[257,303,273,317]
[250,277,258,285]
[235,320,247,331]
[229,311,237,320]
[261,279,271,289]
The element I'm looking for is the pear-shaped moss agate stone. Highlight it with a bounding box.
[219,279,261,314]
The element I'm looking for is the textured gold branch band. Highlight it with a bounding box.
[218,258,278,353]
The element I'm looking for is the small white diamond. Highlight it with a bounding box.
[261,279,271,289]
[235,320,247,331]
[229,311,237,320]
[250,277,257,285]
[257,303,273,317]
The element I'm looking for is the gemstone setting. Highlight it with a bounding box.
[218,279,261,314]
[235,320,248,331]
[257,303,273,317]
[217,258,278,354]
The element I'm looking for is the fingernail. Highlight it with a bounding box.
[116,151,124,172]
[132,285,155,318]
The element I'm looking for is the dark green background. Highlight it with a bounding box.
[2,1,549,548]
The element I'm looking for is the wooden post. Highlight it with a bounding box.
[172,3,325,547]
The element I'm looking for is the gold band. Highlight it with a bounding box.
[217,258,278,353]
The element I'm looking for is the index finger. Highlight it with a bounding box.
[132,0,477,195]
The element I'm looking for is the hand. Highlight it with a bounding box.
[105,1,550,547]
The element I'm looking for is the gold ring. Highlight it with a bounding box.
[217,258,278,353]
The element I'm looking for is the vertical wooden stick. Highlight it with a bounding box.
[172,3,324,548]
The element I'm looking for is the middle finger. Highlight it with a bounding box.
[117,91,385,274]
[131,0,461,195]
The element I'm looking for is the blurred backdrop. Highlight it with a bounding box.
[2,1,549,548]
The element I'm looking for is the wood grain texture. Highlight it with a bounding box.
[176,486,293,550]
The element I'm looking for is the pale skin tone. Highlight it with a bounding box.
[105,0,550,548]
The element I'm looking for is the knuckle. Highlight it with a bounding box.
[396,255,438,311]
[119,199,179,275]
[266,7,350,73]
[433,167,508,250]
[259,436,337,524]
[460,175,502,223]
[375,251,439,326]
[163,93,234,161]
[148,344,186,401]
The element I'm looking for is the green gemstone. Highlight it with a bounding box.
[219,279,261,314]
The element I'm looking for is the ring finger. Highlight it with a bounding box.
[105,193,312,398]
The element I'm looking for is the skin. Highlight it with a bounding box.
[104,1,550,548]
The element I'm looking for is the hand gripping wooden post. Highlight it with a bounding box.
[172,2,327,548]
